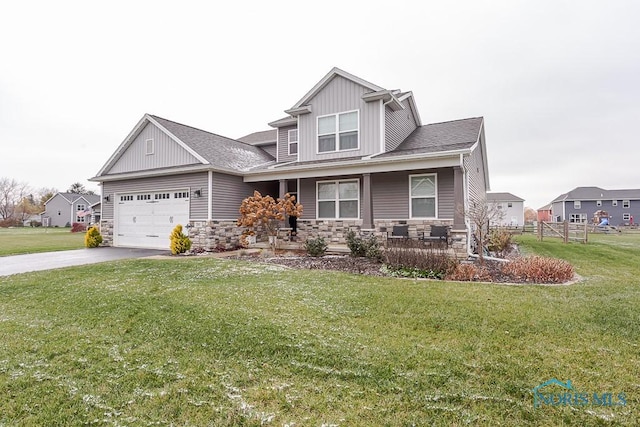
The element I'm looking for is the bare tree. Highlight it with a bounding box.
[460,199,505,264]
[0,177,30,221]
[524,207,537,223]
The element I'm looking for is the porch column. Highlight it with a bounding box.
[362,173,374,229]
[453,166,466,229]
[279,179,287,199]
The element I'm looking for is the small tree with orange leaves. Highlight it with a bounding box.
[237,191,303,249]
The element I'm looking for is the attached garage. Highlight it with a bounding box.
[114,190,190,250]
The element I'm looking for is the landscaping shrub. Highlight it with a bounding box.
[169,224,192,255]
[488,228,513,257]
[346,230,382,260]
[305,236,328,257]
[446,263,493,282]
[383,239,457,279]
[501,256,574,283]
[84,226,103,248]
[71,222,86,233]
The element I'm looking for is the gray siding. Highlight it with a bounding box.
[212,173,278,219]
[463,133,487,207]
[551,202,564,221]
[102,172,209,219]
[108,123,201,174]
[298,75,381,162]
[385,99,418,152]
[563,199,640,225]
[372,169,454,219]
[277,125,298,163]
[298,169,453,220]
[261,143,277,158]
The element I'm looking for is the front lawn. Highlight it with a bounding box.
[0,227,85,256]
[0,233,638,424]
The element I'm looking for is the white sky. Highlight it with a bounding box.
[1,0,638,209]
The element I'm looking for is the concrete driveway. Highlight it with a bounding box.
[0,247,169,277]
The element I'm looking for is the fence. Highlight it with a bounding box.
[537,221,588,243]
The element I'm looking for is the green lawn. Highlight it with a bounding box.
[0,233,639,425]
[0,227,85,256]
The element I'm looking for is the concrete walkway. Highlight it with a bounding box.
[0,247,168,277]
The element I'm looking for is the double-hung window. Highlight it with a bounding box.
[317,110,359,153]
[410,174,437,218]
[317,179,359,219]
[623,200,630,208]
[288,129,298,155]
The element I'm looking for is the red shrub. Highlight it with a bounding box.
[446,263,493,282]
[501,256,574,284]
[71,222,87,233]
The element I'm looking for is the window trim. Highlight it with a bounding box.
[316,110,360,154]
[288,129,298,156]
[569,213,587,223]
[316,178,360,219]
[623,200,630,208]
[612,200,618,206]
[623,213,631,221]
[507,202,513,208]
[145,139,154,155]
[409,173,438,219]
[596,200,602,207]
[574,201,581,209]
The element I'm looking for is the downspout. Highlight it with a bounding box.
[207,170,213,221]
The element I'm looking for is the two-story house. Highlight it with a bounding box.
[91,67,491,256]
[42,192,101,227]
[551,186,640,225]
[486,192,525,226]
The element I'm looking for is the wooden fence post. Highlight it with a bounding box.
[537,221,542,241]
[563,220,569,243]
[584,221,588,243]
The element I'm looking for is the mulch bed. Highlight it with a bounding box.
[231,252,388,276]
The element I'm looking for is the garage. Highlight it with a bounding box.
[114,190,190,250]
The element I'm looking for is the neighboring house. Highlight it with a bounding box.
[41,192,101,227]
[486,192,525,226]
[90,67,491,256]
[550,186,640,225]
[537,203,552,222]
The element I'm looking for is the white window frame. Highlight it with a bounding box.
[316,110,360,154]
[612,200,618,206]
[77,204,85,211]
[288,129,298,156]
[145,138,154,155]
[623,200,630,208]
[574,201,581,209]
[316,179,360,219]
[623,213,631,221]
[409,173,438,219]
[569,213,587,223]
[507,202,513,208]
[597,200,602,207]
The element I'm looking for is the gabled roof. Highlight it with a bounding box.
[538,203,552,211]
[95,114,275,178]
[45,192,100,206]
[376,117,483,158]
[487,192,525,202]
[290,67,384,110]
[237,129,277,146]
[551,186,640,202]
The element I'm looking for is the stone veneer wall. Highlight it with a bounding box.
[102,218,469,258]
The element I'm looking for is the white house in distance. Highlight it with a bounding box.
[487,192,525,226]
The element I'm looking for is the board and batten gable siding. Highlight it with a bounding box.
[102,172,209,220]
[45,195,73,227]
[298,75,381,162]
[372,169,454,219]
[277,125,298,163]
[211,173,278,219]
[385,99,418,152]
[108,123,202,174]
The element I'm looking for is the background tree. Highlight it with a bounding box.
[67,182,87,194]
[0,177,30,221]
[524,207,537,223]
[38,188,58,206]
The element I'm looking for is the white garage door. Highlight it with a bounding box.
[115,190,190,250]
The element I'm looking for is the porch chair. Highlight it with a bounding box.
[421,225,450,248]
[387,224,409,239]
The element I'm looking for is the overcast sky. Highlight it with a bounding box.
[1,0,638,209]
